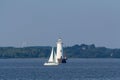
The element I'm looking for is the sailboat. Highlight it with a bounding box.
[44,47,59,66]
[44,38,67,66]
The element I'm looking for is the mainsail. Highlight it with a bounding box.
[54,51,58,63]
[48,47,54,62]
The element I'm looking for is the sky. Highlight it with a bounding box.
[0,0,120,48]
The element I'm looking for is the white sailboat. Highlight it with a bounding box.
[44,38,67,66]
[44,47,58,66]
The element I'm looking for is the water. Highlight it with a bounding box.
[0,58,120,80]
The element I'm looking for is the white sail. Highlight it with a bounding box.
[48,47,54,62]
[54,51,58,63]
[44,47,59,66]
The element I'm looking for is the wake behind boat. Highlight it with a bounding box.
[44,38,67,66]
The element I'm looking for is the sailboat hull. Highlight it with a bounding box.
[44,62,59,66]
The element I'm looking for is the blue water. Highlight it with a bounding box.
[0,59,120,80]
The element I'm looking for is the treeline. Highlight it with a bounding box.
[0,44,120,58]
[64,44,120,58]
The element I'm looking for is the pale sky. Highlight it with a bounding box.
[0,0,120,48]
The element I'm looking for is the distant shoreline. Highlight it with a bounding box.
[0,44,120,58]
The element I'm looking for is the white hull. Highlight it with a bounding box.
[44,62,59,66]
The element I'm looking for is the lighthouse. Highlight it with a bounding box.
[56,38,67,63]
[56,38,63,59]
